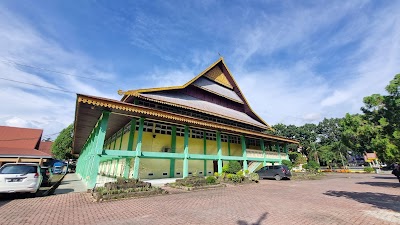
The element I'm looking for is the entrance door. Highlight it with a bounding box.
[213,160,218,173]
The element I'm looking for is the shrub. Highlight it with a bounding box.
[248,173,259,181]
[214,172,219,177]
[206,176,217,184]
[236,170,244,178]
[281,160,293,170]
[175,176,207,187]
[244,169,249,175]
[364,167,375,173]
[230,174,242,183]
[226,174,233,180]
[304,161,320,173]
[225,161,242,174]
[222,164,230,173]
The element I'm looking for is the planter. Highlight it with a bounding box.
[95,189,167,202]
[169,183,226,191]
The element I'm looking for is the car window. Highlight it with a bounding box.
[268,166,274,169]
[0,165,37,174]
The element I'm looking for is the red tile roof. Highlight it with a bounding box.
[0,148,52,158]
[0,126,52,158]
[0,126,43,149]
[39,141,53,156]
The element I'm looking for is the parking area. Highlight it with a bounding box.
[0,173,399,225]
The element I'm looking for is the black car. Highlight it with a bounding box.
[40,167,51,187]
[255,165,292,180]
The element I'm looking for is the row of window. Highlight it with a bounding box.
[104,119,274,148]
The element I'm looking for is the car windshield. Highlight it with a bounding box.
[0,165,37,174]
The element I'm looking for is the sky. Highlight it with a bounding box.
[0,1,399,139]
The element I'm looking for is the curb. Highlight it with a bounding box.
[42,174,67,196]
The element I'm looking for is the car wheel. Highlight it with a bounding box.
[274,175,281,181]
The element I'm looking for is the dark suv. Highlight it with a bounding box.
[255,165,291,180]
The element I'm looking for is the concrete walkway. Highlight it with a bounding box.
[142,178,177,187]
[54,173,87,194]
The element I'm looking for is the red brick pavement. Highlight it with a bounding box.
[0,173,399,225]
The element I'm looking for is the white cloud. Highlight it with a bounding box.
[0,5,118,137]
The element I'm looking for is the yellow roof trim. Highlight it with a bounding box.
[120,57,224,99]
[220,58,272,129]
[77,94,299,144]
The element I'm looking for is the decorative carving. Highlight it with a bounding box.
[77,95,298,144]
[117,90,125,96]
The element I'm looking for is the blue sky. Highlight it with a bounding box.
[0,1,399,138]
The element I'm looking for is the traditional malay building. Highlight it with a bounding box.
[73,58,299,189]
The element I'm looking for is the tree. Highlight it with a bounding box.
[342,74,400,163]
[52,124,74,159]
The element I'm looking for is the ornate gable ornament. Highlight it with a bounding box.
[204,66,233,89]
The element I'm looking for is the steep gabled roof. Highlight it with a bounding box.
[120,58,271,129]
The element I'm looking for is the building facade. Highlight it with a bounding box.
[73,58,299,189]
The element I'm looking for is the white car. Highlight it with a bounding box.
[0,163,43,194]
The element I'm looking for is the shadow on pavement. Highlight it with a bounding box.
[373,176,397,180]
[53,188,75,195]
[324,191,400,212]
[356,181,399,188]
[237,212,268,225]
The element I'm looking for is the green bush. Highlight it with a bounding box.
[225,161,242,174]
[304,160,320,172]
[222,164,229,173]
[364,167,375,173]
[226,174,233,180]
[236,170,244,178]
[229,174,242,183]
[214,172,219,177]
[248,173,259,181]
[281,160,293,169]
[206,176,217,184]
[175,176,207,187]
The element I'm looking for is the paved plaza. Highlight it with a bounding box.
[0,173,399,225]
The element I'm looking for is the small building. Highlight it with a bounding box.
[0,126,53,167]
[73,58,299,189]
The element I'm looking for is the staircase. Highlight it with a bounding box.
[248,162,262,173]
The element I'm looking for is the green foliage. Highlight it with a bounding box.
[363,167,375,173]
[229,174,242,183]
[222,164,229,173]
[244,169,249,174]
[52,124,74,159]
[214,172,219,177]
[289,152,307,166]
[248,173,259,181]
[341,74,400,163]
[281,160,292,169]
[236,170,244,177]
[268,74,400,164]
[205,176,217,184]
[304,160,320,173]
[175,176,207,187]
[307,161,320,169]
[224,161,242,174]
